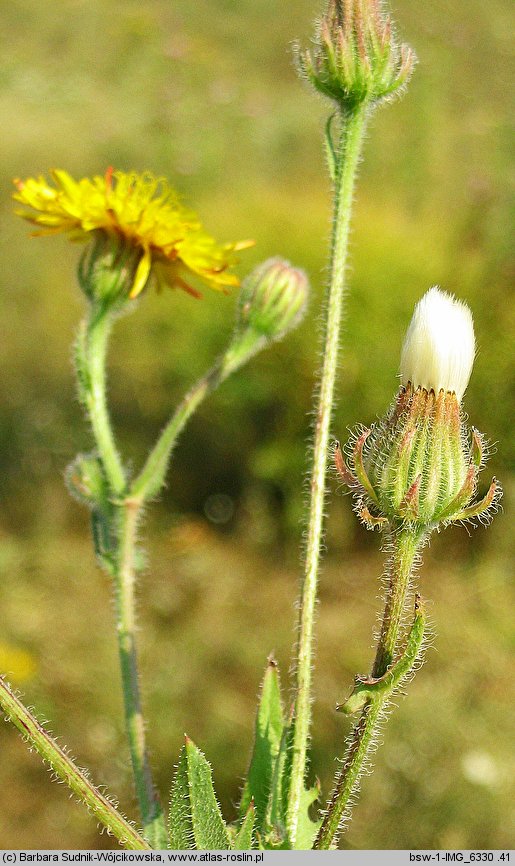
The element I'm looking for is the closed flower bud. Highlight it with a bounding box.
[65,452,108,508]
[336,288,501,532]
[78,231,143,307]
[296,0,415,111]
[400,287,475,404]
[236,257,309,341]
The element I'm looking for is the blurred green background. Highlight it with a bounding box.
[0,0,513,850]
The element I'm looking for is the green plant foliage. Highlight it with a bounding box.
[168,746,193,850]
[338,595,426,714]
[239,658,284,828]
[168,738,231,850]
[295,785,322,851]
[267,711,293,831]
[238,659,322,848]
[233,802,256,850]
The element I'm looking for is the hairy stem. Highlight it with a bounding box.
[113,501,168,848]
[315,528,424,849]
[372,529,424,677]
[82,307,126,495]
[0,676,150,850]
[287,104,368,844]
[317,698,383,849]
[78,296,263,845]
[130,328,263,503]
[79,302,166,846]
[114,329,263,842]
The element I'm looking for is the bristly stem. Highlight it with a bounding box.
[77,291,265,846]
[130,328,263,504]
[316,698,383,849]
[0,675,151,850]
[80,307,126,496]
[79,302,167,847]
[83,313,263,844]
[113,501,168,848]
[372,529,424,677]
[315,528,425,849]
[287,104,368,845]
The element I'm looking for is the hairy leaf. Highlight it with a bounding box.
[294,784,322,850]
[168,746,194,850]
[234,802,256,850]
[168,738,231,850]
[240,658,284,829]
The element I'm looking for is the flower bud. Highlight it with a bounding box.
[296,0,415,111]
[336,288,501,532]
[65,452,108,508]
[78,230,145,307]
[236,257,309,341]
[400,287,475,404]
[365,385,470,527]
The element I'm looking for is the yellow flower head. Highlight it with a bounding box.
[13,168,253,299]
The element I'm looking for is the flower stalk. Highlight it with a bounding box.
[75,305,126,495]
[287,104,368,844]
[38,235,306,847]
[315,529,425,849]
[75,299,168,848]
[79,259,307,843]
[288,1,416,843]
[129,340,251,504]
[131,259,309,504]
[372,528,424,677]
[114,501,168,849]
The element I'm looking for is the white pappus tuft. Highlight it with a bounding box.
[400,287,475,403]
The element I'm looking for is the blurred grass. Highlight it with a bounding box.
[0,0,513,850]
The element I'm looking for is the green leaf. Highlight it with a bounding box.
[268,713,321,849]
[324,113,337,181]
[168,746,194,850]
[234,802,256,850]
[185,738,231,850]
[240,658,284,830]
[91,507,116,574]
[168,738,231,850]
[337,595,426,715]
[267,709,294,830]
[294,784,322,850]
[238,661,319,849]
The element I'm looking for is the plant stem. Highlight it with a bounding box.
[83,307,126,495]
[79,298,264,844]
[0,676,151,850]
[318,697,383,849]
[112,329,263,844]
[372,529,423,678]
[314,528,424,849]
[130,328,263,503]
[113,500,168,849]
[130,372,217,504]
[81,303,166,846]
[287,104,368,845]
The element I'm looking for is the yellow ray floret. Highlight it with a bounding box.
[13,168,253,298]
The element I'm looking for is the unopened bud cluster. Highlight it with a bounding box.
[297,0,415,111]
[236,257,309,342]
[336,288,501,532]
